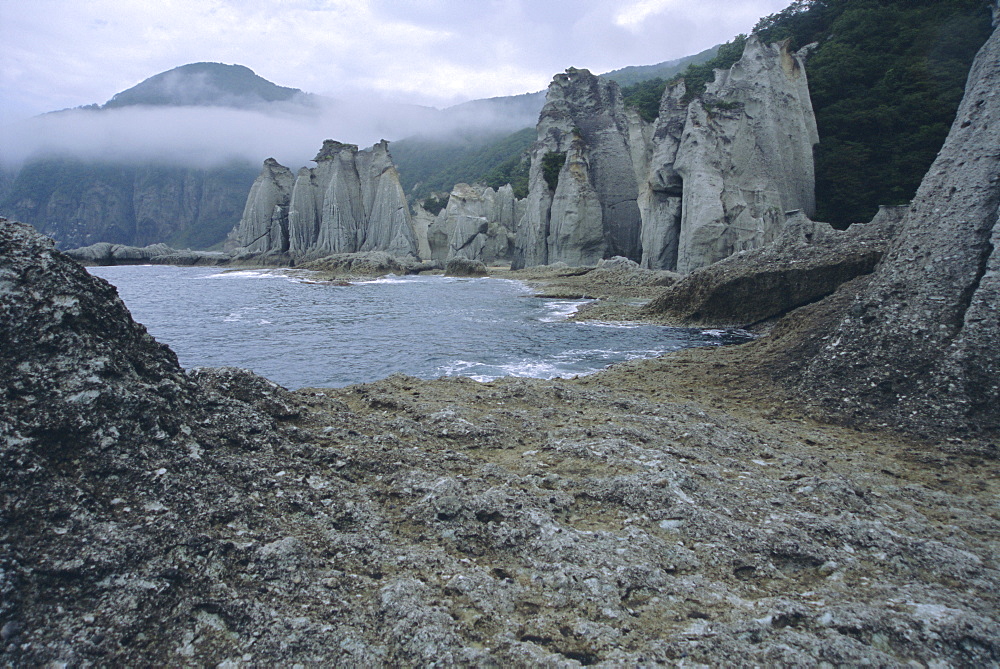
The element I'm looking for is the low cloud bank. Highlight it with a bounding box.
[1,94,543,170]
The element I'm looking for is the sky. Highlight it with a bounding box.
[1,0,792,120]
[0,0,793,168]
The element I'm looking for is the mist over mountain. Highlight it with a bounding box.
[0,62,546,170]
[101,62,307,109]
[0,61,554,249]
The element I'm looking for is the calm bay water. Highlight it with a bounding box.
[88,265,750,389]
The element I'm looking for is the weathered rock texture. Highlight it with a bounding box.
[793,16,1000,437]
[513,38,819,274]
[643,207,904,327]
[231,140,418,260]
[443,183,518,264]
[665,37,819,273]
[2,219,998,666]
[415,184,524,264]
[64,241,230,266]
[512,68,646,269]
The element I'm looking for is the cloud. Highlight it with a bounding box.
[614,0,677,30]
[0,93,543,170]
[1,0,793,124]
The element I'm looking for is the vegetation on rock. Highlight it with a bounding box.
[392,128,534,201]
[753,0,992,226]
[540,152,567,192]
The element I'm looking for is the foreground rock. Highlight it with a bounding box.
[641,207,904,327]
[3,219,998,666]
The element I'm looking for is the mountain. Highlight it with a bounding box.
[101,62,309,109]
[599,45,720,86]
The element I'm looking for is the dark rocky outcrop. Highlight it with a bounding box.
[298,250,438,278]
[444,257,488,277]
[643,207,904,327]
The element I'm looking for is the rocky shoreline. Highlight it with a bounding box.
[2,217,997,666]
[3,9,999,667]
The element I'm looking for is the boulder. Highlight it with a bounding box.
[444,257,488,277]
[643,207,904,327]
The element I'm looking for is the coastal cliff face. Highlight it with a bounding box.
[512,69,645,269]
[231,140,418,260]
[0,161,257,250]
[513,37,819,274]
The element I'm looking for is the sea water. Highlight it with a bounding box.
[88,265,751,389]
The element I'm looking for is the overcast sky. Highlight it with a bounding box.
[2,0,792,123]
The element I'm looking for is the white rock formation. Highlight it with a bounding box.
[515,37,819,274]
[233,140,418,259]
[237,158,294,254]
[669,36,819,273]
[444,183,518,264]
[512,68,645,269]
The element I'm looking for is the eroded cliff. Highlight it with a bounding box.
[512,68,645,269]
[231,140,417,260]
[513,37,819,274]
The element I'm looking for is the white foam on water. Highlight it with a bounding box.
[350,274,414,285]
[203,269,288,280]
[538,299,591,323]
[576,320,643,329]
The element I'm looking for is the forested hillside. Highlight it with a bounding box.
[392,128,534,202]
[755,0,991,225]
[619,0,991,227]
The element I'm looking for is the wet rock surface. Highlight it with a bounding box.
[3,217,998,666]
